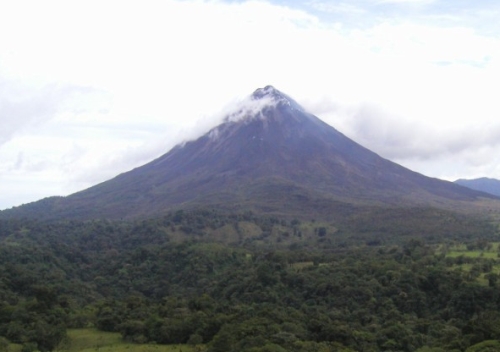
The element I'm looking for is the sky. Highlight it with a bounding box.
[1,0,500,210]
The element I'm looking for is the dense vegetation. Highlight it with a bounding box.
[1,209,500,351]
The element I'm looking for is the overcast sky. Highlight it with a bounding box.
[1,0,499,210]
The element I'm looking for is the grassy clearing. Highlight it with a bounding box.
[440,242,500,286]
[56,329,196,352]
[7,343,22,352]
[446,251,499,259]
[443,242,500,259]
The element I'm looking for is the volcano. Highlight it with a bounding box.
[2,86,497,220]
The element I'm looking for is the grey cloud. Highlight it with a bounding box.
[0,78,99,147]
[345,106,431,158]
[63,130,180,193]
[0,81,56,145]
[14,152,24,170]
[305,99,500,169]
[7,150,52,173]
[302,98,339,116]
[343,104,500,164]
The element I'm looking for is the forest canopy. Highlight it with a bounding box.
[0,209,499,351]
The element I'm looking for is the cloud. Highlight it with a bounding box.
[0,78,101,146]
[59,123,181,187]
[0,80,58,146]
[308,1,366,15]
[376,0,435,4]
[319,102,500,165]
[223,94,279,123]
[1,0,500,209]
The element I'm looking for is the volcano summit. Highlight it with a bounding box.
[1,86,497,220]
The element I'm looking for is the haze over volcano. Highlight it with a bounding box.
[1,86,497,220]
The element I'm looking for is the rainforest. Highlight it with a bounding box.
[1,209,500,352]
